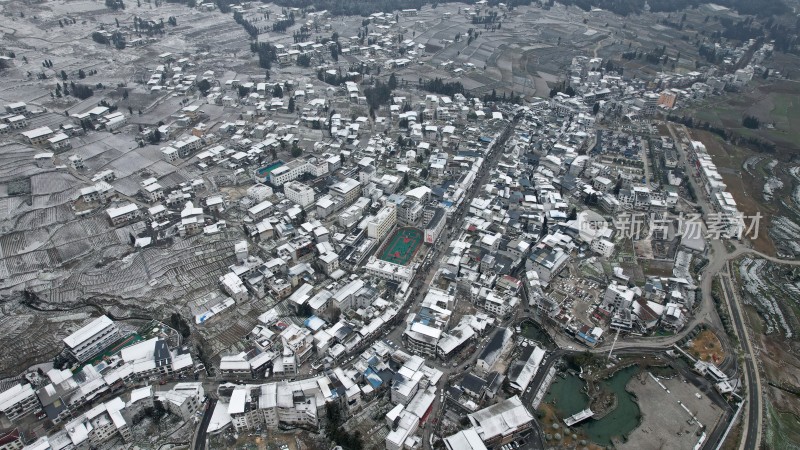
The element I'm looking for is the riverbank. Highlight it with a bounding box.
[543,364,642,447]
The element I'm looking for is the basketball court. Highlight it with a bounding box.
[378,227,424,266]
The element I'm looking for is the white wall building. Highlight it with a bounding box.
[63,315,121,363]
[367,204,397,240]
[284,181,315,207]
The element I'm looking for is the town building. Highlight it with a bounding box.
[0,384,38,422]
[367,204,397,240]
[63,315,121,363]
[284,181,316,207]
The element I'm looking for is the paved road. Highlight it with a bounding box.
[182,119,783,450]
[520,122,800,449]
[719,268,762,450]
[416,118,517,449]
[193,398,216,450]
[664,123,800,450]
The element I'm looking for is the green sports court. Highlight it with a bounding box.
[378,227,424,266]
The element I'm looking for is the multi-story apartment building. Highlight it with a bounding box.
[283,180,316,207]
[269,159,312,186]
[63,315,121,363]
[0,384,39,422]
[329,177,361,205]
[367,204,396,240]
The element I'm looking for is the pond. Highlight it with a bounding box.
[519,320,554,348]
[545,365,642,446]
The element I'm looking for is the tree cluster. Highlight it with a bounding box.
[364,80,393,109]
[483,88,522,104]
[317,68,357,86]
[105,0,125,10]
[296,53,312,67]
[169,312,191,338]
[71,83,95,100]
[471,12,499,24]
[271,0,423,17]
[134,16,166,35]
[272,12,296,33]
[666,114,776,153]
[233,11,260,38]
[420,77,465,97]
[548,82,575,98]
[250,42,277,70]
[215,0,233,13]
[111,31,126,49]
[742,115,760,129]
[92,31,125,49]
[554,0,788,18]
[91,32,110,45]
[197,78,211,96]
[325,402,364,450]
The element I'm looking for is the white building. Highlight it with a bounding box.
[174,135,202,157]
[79,181,114,204]
[475,328,511,375]
[62,397,132,447]
[404,322,442,357]
[158,383,205,421]
[590,238,615,258]
[5,102,27,115]
[444,428,488,450]
[220,272,249,302]
[506,346,545,393]
[47,133,71,151]
[161,146,179,162]
[330,177,362,205]
[106,203,140,226]
[467,396,534,448]
[365,257,415,283]
[367,204,397,240]
[269,159,312,186]
[21,126,54,145]
[247,184,274,202]
[284,181,315,207]
[0,384,38,422]
[63,315,121,363]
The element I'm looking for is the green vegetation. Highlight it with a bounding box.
[680,80,800,155]
[742,116,760,129]
[169,312,191,338]
[766,402,800,449]
[711,277,739,347]
[326,402,364,450]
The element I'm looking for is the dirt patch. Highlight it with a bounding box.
[720,421,743,450]
[688,329,725,364]
[720,171,776,255]
[640,260,675,277]
[684,79,800,157]
[761,338,800,400]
